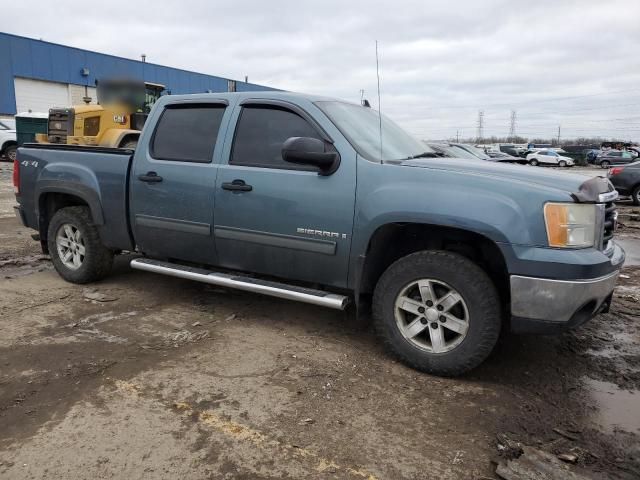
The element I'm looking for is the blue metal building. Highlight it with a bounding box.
[0,32,275,116]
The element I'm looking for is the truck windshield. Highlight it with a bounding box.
[316,101,433,162]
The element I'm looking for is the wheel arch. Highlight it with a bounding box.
[37,191,100,253]
[356,222,510,307]
[98,128,139,148]
[1,139,17,153]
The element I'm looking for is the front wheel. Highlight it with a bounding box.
[528,158,539,166]
[372,250,501,376]
[600,160,610,168]
[558,160,567,167]
[47,206,114,283]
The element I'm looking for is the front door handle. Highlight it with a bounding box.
[221,179,252,192]
[138,171,163,183]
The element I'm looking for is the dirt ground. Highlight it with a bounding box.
[0,160,639,479]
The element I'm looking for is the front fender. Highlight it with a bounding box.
[352,179,535,261]
[35,162,105,225]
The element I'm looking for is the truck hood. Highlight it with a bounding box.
[400,157,614,202]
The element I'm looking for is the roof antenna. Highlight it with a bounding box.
[375,40,383,163]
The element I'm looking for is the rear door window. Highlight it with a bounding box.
[151,104,226,163]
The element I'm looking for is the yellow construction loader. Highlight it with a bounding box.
[37,79,165,149]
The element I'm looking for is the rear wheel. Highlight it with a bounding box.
[372,250,501,376]
[4,144,17,162]
[47,206,114,284]
[600,160,611,168]
[632,185,640,206]
[528,158,539,166]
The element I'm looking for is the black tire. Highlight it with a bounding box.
[528,158,539,166]
[372,250,501,376]
[4,144,17,162]
[119,138,138,149]
[600,160,610,169]
[558,160,567,167]
[47,206,114,284]
[632,185,640,206]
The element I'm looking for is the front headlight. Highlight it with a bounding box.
[544,203,597,248]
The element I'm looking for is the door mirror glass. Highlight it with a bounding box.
[282,136,339,175]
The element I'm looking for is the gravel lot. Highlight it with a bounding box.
[0,160,639,479]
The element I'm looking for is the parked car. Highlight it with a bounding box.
[449,143,496,161]
[526,149,575,167]
[0,118,17,161]
[585,149,601,164]
[427,143,482,160]
[485,150,526,164]
[596,150,636,169]
[13,91,625,376]
[609,161,640,205]
[498,145,522,157]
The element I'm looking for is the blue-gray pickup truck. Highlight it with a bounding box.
[12,92,625,376]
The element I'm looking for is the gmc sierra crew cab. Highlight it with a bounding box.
[13,92,625,376]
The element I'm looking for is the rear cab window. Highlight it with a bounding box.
[151,104,226,163]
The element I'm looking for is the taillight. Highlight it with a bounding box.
[12,158,19,195]
[609,167,624,176]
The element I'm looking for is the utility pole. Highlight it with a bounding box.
[557,125,561,145]
[456,130,460,142]
[509,110,517,141]
[477,110,484,143]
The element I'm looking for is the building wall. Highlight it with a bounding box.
[0,32,276,115]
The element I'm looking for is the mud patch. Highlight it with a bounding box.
[0,254,51,278]
[585,378,640,434]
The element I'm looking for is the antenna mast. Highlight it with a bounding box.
[375,40,383,162]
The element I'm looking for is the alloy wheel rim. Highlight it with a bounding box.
[56,223,85,270]
[394,278,469,354]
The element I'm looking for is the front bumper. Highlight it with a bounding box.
[510,242,625,334]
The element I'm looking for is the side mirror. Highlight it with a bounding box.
[282,137,339,175]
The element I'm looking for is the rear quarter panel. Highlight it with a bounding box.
[16,146,133,250]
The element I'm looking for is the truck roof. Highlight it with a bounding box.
[158,90,345,104]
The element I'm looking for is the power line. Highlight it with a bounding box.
[414,88,640,111]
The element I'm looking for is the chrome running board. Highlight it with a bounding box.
[130,258,349,310]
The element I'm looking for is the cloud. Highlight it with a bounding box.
[5,0,640,140]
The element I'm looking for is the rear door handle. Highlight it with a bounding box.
[221,179,252,192]
[138,171,163,183]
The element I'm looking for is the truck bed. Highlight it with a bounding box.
[15,143,134,251]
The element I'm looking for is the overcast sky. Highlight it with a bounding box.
[5,0,640,141]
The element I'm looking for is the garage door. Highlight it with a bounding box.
[14,78,69,114]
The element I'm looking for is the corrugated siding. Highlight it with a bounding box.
[0,32,277,115]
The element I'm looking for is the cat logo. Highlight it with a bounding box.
[113,114,127,124]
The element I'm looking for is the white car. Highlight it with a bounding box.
[0,119,17,162]
[526,149,574,167]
